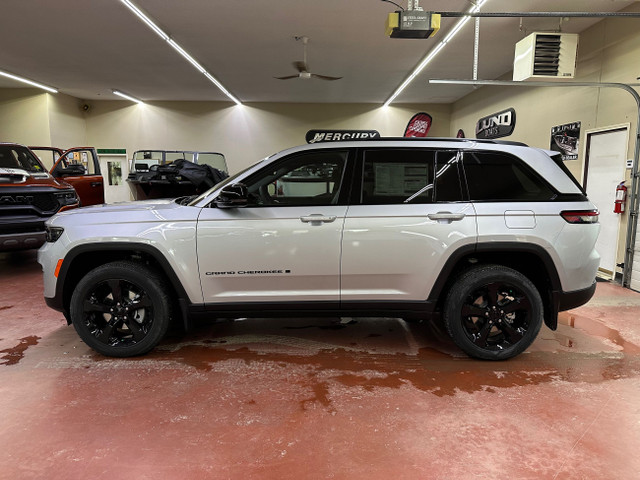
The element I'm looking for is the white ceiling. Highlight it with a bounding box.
[1,0,637,104]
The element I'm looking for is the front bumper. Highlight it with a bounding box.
[0,231,45,251]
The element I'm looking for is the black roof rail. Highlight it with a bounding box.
[358,137,529,147]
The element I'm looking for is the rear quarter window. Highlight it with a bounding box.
[463,151,555,201]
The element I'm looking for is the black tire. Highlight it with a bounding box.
[70,261,171,357]
[443,265,543,360]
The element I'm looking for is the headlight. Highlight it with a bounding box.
[45,226,65,243]
[55,190,78,206]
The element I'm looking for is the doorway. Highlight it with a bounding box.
[583,125,629,278]
[98,153,133,203]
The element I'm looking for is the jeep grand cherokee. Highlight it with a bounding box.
[38,138,600,360]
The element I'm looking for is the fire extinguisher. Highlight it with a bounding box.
[614,181,627,214]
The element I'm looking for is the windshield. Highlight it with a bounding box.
[187,162,261,206]
[197,152,227,173]
[0,146,46,173]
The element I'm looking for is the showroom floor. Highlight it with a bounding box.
[1,251,639,480]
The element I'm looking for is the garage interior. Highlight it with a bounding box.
[2,1,640,478]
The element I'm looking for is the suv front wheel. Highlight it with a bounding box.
[70,261,171,357]
[443,265,543,360]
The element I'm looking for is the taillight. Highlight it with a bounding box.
[560,210,599,224]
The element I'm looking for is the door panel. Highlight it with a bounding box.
[197,148,351,305]
[341,203,476,301]
[584,128,627,276]
[51,148,105,206]
[341,147,476,302]
[197,206,346,303]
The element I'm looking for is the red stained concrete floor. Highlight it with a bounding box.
[1,250,640,480]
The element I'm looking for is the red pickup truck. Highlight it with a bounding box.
[0,143,80,251]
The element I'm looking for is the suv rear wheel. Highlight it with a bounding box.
[443,265,543,360]
[70,261,170,357]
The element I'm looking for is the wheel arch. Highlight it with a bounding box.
[55,242,191,323]
[428,242,562,330]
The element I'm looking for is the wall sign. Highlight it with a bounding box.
[550,121,581,161]
[404,112,432,137]
[97,148,127,155]
[475,108,516,139]
[306,130,380,143]
[456,129,465,138]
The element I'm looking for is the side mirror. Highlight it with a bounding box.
[56,164,86,177]
[214,183,249,208]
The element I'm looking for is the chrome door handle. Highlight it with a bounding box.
[300,214,337,224]
[91,182,103,187]
[428,212,465,222]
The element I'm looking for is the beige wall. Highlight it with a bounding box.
[0,89,50,146]
[449,4,640,271]
[47,93,87,148]
[84,101,451,173]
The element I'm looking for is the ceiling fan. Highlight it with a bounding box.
[275,36,343,81]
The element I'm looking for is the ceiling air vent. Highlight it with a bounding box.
[513,32,578,81]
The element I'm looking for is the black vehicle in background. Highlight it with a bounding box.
[127,150,228,200]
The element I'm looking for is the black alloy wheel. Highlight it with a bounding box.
[444,265,543,360]
[70,261,171,357]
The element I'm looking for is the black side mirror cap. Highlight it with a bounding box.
[214,183,249,208]
[57,164,86,177]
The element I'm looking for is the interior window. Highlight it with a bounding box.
[244,150,348,207]
[361,149,435,204]
[463,151,555,201]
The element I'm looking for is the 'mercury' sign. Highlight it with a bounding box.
[306,130,380,143]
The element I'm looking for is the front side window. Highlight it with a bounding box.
[244,150,348,207]
[58,149,97,175]
[463,151,555,201]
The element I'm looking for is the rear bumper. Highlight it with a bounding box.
[557,281,597,312]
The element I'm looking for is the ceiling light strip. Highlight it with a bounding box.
[0,69,58,94]
[120,0,241,105]
[383,0,488,107]
[113,89,144,104]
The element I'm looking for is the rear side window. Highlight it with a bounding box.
[463,151,555,201]
[362,149,434,204]
[361,149,464,204]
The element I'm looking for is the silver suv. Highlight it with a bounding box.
[38,138,600,360]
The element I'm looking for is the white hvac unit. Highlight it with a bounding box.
[513,32,578,81]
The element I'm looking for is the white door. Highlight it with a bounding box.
[197,149,350,305]
[98,154,133,203]
[584,127,628,277]
[341,148,477,302]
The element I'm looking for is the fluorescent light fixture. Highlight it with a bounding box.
[112,89,144,104]
[383,0,488,107]
[120,0,241,105]
[0,69,58,94]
